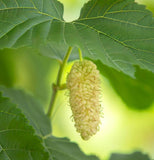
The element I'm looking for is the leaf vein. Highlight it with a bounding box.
[136,13,151,24]
[98,32,123,70]
[0,129,31,134]
[1,0,7,8]
[137,59,154,66]
[85,0,98,18]
[62,22,67,45]
[106,10,150,15]
[77,16,154,29]
[0,110,18,116]
[52,0,61,19]
[73,21,154,54]
[0,15,53,46]
[72,23,96,56]
[0,145,11,160]
[120,1,134,10]
[29,0,37,9]
[37,10,63,21]
[0,7,36,11]
[123,37,154,42]
[103,0,122,17]
[14,0,19,7]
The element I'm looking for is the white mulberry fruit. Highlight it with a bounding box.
[67,60,101,140]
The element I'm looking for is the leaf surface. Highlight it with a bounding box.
[0,91,49,160]
[72,0,154,77]
[0,86,100,160]
[109,151,151,160]
[44,136,100,160]
[0,50,16,87]
[97,61,154,110]
[0,0,66,59]
[0,0,154,77]
[0,86,51,136]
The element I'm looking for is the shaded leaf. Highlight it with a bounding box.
[0,86,51,136]
[0,86,100,160]
[0,92,49,160]
[97,61,154,110]
[0,47,58,105]
[0,50,16,87]
[109,151,151,160]
[44,136,100,160]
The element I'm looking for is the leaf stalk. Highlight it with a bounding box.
[78,48,83,61]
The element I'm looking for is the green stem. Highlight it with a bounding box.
[57,46,72,86]
[78,48,83,61]
[47,46,73,118]
[47,84,57,117]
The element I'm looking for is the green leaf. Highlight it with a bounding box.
[44,136,100,160]
[109,151,151,160]
[0,86,51,136]
[71,0,154,77]
[0,0,154,77]
[97,61,154,110]
[0,0,64,51]
[0,50,16,87]
[0,86,100,160]
[0,92,49,160]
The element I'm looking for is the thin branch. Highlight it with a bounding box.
[47,46,73,118]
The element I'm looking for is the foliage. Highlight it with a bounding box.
[0,86,99,160]
[97,61,154,110]
[0,0,154,110]
[0,0,154,159]
[109,151,150,160]
[0,0,154,75]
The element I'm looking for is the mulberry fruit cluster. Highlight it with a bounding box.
[67,60,101,140]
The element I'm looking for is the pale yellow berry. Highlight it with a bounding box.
[67,60,102,140]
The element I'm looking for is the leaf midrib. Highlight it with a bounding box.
[0,7,63,22]
[0,6,65,46]
[72,21,154,54]
[77,16,154,29]
[0,128,32,134]
[105,9,151,15]
[1,0,153,53]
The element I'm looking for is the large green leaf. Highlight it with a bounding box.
[0,92,49,160]
[44,136,99,160]
[0,0,154,77]
[109,151,150,160]
[0,0,67,59]
[97,61,154,110]
[0,86,51,136]
[0,86,100,160]
[72,0,154,77]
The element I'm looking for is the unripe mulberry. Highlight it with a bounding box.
[67,60,101,140]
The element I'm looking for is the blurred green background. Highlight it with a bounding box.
[0,0,154,160]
